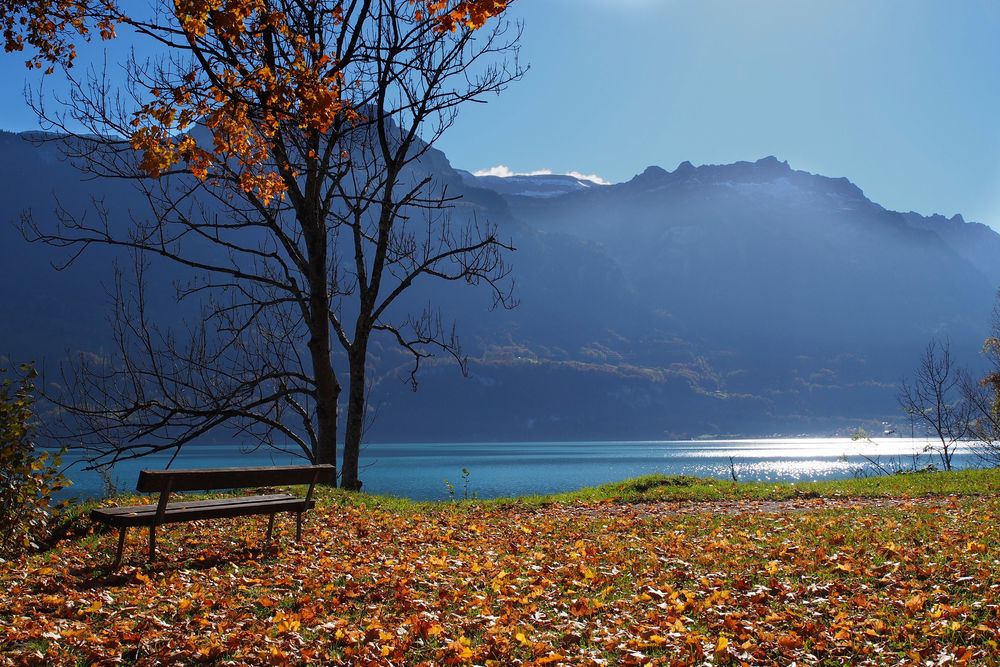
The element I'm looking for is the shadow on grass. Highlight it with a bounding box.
[27,541,286,594]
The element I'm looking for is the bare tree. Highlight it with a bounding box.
[11,1,522,488]
[959,370,1000,465]
[898,339,973,471]
[960,299,1000,465]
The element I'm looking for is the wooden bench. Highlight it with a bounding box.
[90,464,335,569]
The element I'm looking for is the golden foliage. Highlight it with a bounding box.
[1,0,510,203]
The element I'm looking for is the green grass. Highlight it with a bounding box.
[539,466,1000,503]
[313,466,1000,513]
[57,467,1000,528]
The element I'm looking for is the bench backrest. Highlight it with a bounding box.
[136,465,336,493]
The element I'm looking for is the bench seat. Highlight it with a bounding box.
[90,493,315,527]
[90,464,335,570]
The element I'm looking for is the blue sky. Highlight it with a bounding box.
[436,0,1000,228]
[1,1,999,226]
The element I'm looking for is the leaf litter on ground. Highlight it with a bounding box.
[0,480,998,665]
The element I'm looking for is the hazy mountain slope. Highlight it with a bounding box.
[439,157,998,438]
[2,131,997,441]
[900,211,1000,288]
[504,158,995,358]
[0,130,661,439]
[0,131,144,360]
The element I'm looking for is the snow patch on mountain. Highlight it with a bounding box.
[459,169,610,198]
[472,164,610,185]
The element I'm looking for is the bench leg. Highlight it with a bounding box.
[266,513,276,541]
[295,512,303,542]
[111,528,127,571]
[148,526,156,562]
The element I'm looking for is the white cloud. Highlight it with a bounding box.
[473,164,609,185]
[565,171,610,186]
[472,165,513,177]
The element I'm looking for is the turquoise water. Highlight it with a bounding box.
[54,438,982,501]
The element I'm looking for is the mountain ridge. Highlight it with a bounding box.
[472,155,991,237]
[2,130,998,441]
[477,154,999,288]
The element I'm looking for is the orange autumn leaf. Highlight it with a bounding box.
[905,593,926,614]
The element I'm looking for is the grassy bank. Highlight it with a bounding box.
[314,466,1000,513]
[1,469,997,665]
[541,466,1000,503]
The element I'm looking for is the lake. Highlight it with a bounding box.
[54,437,984,501]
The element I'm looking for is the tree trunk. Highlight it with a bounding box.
[305,205,339,483]
[313,367,340,471]
[308,322,340,482]
[341,341,368,490]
